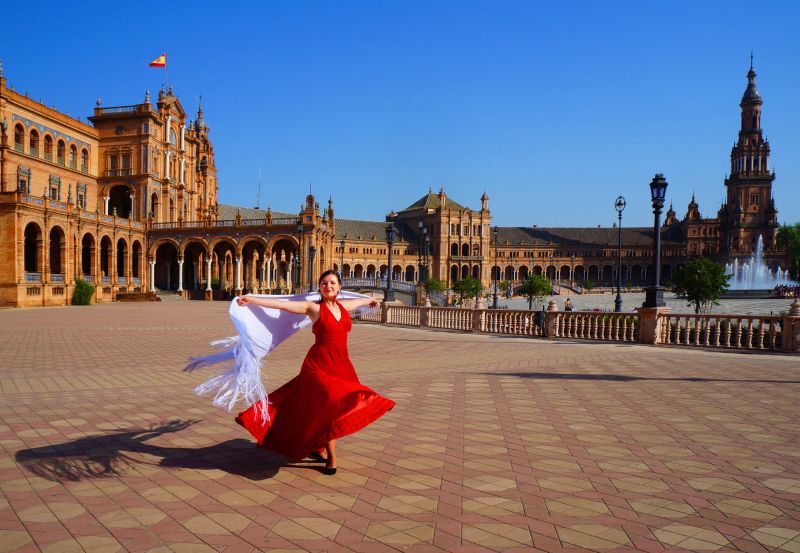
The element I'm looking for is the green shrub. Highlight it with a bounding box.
[72,279,95,305]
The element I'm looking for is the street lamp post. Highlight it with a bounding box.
[492,226,499,309]
[385,225,395,302]
[417,221,429,282]
[614,196,626,312]
[643,174,669,308]
[309,245,316,291]
[549,252,554,295]
[339,239,345,279]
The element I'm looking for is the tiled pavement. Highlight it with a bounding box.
[0,302,799,552]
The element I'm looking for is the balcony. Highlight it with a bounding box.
[50,273,65,283]
[81,275,95,284]
[450,255,484,261]
[30,148,39,158]
[80,165,88,173]
[117,276,127,285]
[101,276,111,284]
[44,152,53,161]
[14,143,23,153]
[98,105,138,114]
[105,169,132,177]
[57,156,65,166]
[25,272,42,282]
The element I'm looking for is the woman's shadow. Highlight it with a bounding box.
[14,419,309,483]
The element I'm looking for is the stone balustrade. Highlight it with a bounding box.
[362,300,800,353]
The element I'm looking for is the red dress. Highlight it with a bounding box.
[235,301,395,461]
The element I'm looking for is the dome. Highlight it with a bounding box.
[741,68,762,104]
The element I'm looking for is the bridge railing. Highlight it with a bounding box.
[355,300,800,353]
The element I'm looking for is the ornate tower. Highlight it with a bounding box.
[721,59,778,256]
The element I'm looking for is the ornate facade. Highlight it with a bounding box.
[0,63,788,307]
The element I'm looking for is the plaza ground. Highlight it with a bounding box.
[0,301,798,552]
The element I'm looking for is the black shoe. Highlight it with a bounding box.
[309,452,327,462]
[322,466,337,476]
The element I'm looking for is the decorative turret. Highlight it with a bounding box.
[664,202,677,225]
[194,96,208,132]
[480,191,489,212]
[438,186,446,209]
[685,194,700,221]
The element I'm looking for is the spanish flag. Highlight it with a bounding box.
[149,53,167,68]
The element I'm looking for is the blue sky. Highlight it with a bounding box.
[4,1,799,227]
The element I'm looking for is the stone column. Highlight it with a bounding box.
[235,257,242,292]
[103,196,110,215]
[177,257,184,292]
[129,194,135,219]
[638,307,671,344]
[165,263,171,290]
[149,260,156,291]
[205,258,213,291]
[265,256,272,290]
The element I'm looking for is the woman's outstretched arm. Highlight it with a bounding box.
[237,295,316,315]
[339,297,380,311]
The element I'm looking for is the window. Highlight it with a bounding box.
[44,136,53,160]
[17,166,31,194]
[57,140,66,165]
[81,149,89,173]
[49,176,61,201]
[29,130,39,157]
[14,124,24,152]
[69,145,77,169]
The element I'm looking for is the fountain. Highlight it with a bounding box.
[724,235,797,296]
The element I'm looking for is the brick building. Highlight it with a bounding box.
[0,63,787,307]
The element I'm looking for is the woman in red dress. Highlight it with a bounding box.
[234,270,395,474]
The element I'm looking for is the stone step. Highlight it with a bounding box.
[154,290,187,301]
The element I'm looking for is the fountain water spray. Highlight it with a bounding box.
[724,235,796,290]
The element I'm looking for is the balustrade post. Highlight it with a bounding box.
[637,306,670,344]
[472,308,483,333]
[420,304,430,328]
[380,302,390,324]
[544,300,559,338]
[782,300,800,353]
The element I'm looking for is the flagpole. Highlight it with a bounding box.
[164,50,170,91]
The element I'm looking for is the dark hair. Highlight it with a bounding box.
[318,270,341,285]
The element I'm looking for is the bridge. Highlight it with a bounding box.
[341,278,448,306]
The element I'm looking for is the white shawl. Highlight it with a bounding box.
[184,292,372,420]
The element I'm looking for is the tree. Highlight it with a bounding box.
[518,274,552,310]
[777,223,800,280]
[671,257,731,314]
[71,278,95,305]
[452,276,482,302]
[424,278,447,294]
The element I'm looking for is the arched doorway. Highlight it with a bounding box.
[109,185,132,219]
[24,223,42,275]
[49,226,65,277]
[99,236,113,282]
[116,238,128,281]
[155,242,179,290]
[405,265,415,281]
[131,241,142,285]
[81,234,95,278]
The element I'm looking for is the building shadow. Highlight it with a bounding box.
[14,419,311,483]
[490,371,800,384]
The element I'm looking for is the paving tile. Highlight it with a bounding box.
[0,302,798,552]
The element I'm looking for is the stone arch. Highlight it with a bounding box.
[80,233,96,277]
[450,265,458,282]
[631,264,643,285]
[116,237,128,278]
[504,266,514,281]
[148,237,181,258]
[405,265,415,281]
[588,265,599,281]
[518,266,529,280]
[461,264,469,279]
[24,222,42,273]
[451,242,459,256]
[471,265,479,279]
[602,265,614,285]
[43,134,54,160]
[155,241,179,290]
[354,264,364,278]
[560,265,570,280]
[131,240,143,279]
[661,264,673,282]
[461,243,469,256]
[108,184,132,218]
[150,192,159,221]
[14,123,25,150]
[49,225,66,276]
[533,265,543,276]
[99,235,113,279]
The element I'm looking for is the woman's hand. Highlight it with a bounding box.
[236,295,251,307]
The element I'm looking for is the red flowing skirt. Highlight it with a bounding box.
[235,341,394,461]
